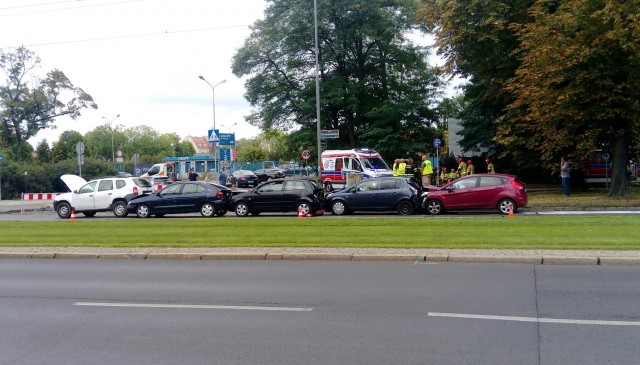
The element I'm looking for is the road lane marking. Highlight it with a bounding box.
[74,302,313,312]
[428,312,640,326]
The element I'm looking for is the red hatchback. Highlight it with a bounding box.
[423,173,527,215]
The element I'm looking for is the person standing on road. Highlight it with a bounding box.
[486,158,495,174]
[420,154,433,187]
[392,159,401,176]
[188,168,199,181]
[457,157,467,177]
[466,160,475,175]
[219,168,228,187]
[561,157,570,197]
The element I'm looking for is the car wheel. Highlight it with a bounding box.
[396,201,415,215]
[297,202,311,216]
[331,200,348,215]
[498,198,516,215]
[234,202,250,217]
[83,211,97,217]
[112,200,128,218]
[136,204,151,218]
[56,202,71,219]
[200,202,215,217]
[215,209,227,217]
[426,199,444,215]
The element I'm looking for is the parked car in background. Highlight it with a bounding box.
[423,173,527,215]
[230,170,259,187]
[280,164,310,176]
[230,178,324,217]
[254,168,286,182]
[325,177,420,215]
[53,175,153,219]
[127,182,232,218]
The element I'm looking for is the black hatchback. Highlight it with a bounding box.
[127,182,232,218]
[230,178,324,216]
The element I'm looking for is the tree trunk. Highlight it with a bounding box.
[607,129,628,197]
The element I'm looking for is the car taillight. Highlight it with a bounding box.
[133,186,139,196]
[216,191,224,199]
[511,180,524,190]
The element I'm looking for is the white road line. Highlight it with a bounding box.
[74,302,313,312]
[428,312,640,326]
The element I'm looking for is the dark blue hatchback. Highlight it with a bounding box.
[325,177,420,215]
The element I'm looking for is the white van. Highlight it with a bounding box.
[320,148,393,190]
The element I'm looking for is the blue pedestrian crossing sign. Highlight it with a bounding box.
[433,138,441,147]
[208,129,220,143]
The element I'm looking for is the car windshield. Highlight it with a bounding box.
[362,157,390,170]
[133,178,152,187]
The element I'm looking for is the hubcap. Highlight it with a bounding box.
[333,202,345,214]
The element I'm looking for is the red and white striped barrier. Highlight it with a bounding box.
[22,193,61,200]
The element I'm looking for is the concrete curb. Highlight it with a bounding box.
[2,251,640,266]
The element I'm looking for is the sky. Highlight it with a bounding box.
[0,0,268,147]
[0,0,457,149]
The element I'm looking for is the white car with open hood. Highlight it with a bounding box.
[53,175,152,219]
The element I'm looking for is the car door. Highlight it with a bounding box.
[441,176,479,209]
[475,176,507,208]
[282,180,307,211]
[73,181,98,210]
[92,179,115,210]
[377,178,404,209]
[250,181,285,212]
[345,179,380,210]
[154,184,183,213]
[175,183,206,213]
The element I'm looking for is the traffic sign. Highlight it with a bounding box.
[433,138,441,147]
[208,129,220,143]
[320,129,339,139]
[219,133,235,146]
[301,149,311,160]
[75,141,85,154]
[219,148,232,161]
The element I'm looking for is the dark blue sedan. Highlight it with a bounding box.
[127,182,232,218]
[325,177,420,215]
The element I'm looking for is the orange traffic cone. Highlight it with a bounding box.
[70,210,76,221]
[297,208,304,219]
[508,205,514,218]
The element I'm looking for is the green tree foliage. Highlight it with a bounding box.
[499,0,640,196]
[232,0,441,161]
[0,47,97,161]
[35,139,51,164]
[51,131,83,162]
[417,0,533,159]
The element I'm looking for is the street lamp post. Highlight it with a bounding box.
[102,114,120,163]
[198,76,226,178]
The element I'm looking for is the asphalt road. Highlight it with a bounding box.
[1,259,639,365]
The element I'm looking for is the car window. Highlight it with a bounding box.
[450,177,478,190]
[478,176,505,187]
[356,180,379,192]
[98,180,114,192]
[380,178,400,190]
[258,181,283,193]
[78,181,97,194]
[160,184,182,196]
[182,183,205,194]
[284,180,305,191]
[133,178,152,188]
[116,180,127,189]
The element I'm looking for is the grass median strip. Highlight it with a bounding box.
[1,215,639,250]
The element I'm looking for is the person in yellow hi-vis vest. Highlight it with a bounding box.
[486,158,495,174]
[420,154,433,187]
[457,157,467,177]
[466,160,475,175]
[392,159,400,176]
[398,159,407,177]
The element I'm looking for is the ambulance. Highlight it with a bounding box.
[320,148,393,190]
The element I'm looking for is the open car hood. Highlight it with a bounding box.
[60,174,87,192]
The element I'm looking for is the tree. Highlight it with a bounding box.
[0,47,97,160]
[232,0,441,161]
[51,130,83,162]
[35,139,52,164]
[417,0,534,157]
[499,0,640,196]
